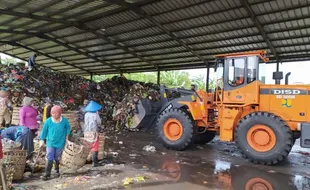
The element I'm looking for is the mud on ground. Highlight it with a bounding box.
[17,131,310,190]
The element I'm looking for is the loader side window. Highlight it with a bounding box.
[228,58,245,86]
[247,56,257,83]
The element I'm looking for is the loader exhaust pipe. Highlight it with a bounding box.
[285,72,291,85]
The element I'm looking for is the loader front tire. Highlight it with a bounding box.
[157,108,194,150]
[235,112,293,165]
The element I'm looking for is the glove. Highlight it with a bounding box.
[39,140,45,147]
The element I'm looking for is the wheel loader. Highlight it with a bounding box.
[132,50,310,165]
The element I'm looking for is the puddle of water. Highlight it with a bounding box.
[126,153,310,190]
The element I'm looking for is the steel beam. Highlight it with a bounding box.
[106,0,204,61]
[0,9,75,26]
[7,41,91,74]
[0,29,118,71]
[241,0,278,60]
[0,51,64,73]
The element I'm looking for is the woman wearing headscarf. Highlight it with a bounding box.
[83,100,102,167]
[39,105,71,180]
[19,97,38,136]
[0,125,34,158]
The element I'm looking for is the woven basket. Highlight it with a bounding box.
[11,107,21,125]
[2,149,27,180]
[62,111,80,131]
[60,137,91,170]
[0,163,15,189]
[86,134,105,161]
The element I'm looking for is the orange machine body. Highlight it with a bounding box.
[177,50,307,142]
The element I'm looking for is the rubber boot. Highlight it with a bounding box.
[40,160,53,180]
[54,160,60,177]
[92,152,99,167]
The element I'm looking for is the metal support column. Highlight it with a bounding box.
[90,73,93,82]
[157,69,160,85]
[205,60,210,92]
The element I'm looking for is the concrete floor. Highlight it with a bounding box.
[18,131,310,190]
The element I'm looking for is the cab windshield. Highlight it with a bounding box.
[214,59,224,89]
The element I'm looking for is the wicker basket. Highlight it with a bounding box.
[2,149,27,180]
[62,111,80,131]
[60,137,91,170]
[11,107,21,125]
[0,163,15,188]
[86,134,105,161]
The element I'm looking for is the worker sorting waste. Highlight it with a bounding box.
[0,125,34,158]
[83,100,103,167]
[39,105,71,180]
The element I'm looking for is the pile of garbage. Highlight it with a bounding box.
[0,63,163,129]
[1,138,21,149]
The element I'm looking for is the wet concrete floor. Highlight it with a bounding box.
[20,131,310,190]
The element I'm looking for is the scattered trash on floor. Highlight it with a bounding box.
[143,145,156,152]
[294,151,310,156]
[53,182,68,189]
[122,175,146,186]
[268,170,276,173]
[74,175,91,183]
[10,184,32,190]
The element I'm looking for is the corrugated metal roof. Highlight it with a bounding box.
[0,0,310,76]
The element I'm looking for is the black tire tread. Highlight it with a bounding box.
[193,130,216,145]
[156,108,194,150]
[235,112,293,165]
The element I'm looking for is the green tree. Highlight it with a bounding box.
[160,70,192,88]
[92,70,213,90]
[92,74,115,82]
[124,72,157,83]
[191,74,216,91]
[191,74,206,90]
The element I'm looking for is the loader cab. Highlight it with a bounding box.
[215,50,269,104]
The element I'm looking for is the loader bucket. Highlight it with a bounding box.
[125,98,162,131]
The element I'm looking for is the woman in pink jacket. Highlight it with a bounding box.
[19,97,38,137]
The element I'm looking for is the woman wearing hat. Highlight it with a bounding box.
[39,105,71,180]
[0,90,12,128]
[84,100,102,167]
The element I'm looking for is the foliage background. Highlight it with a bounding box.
[92,71,215,90]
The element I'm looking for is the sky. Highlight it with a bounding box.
[1,53,309,85]
[183,61,310,85]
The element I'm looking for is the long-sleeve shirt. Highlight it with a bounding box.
[19,106,38,130]
[84,112,101,133]
[40,116,71,148]
[1,126,30,141]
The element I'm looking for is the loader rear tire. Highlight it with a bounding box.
[157,108,194,150]
[235,112,293,165]
[193,129,216,145]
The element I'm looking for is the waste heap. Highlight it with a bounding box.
[0,63,164,130]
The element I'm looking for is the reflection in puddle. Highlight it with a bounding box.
[143,156,310,190]
[214,160,231,174]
